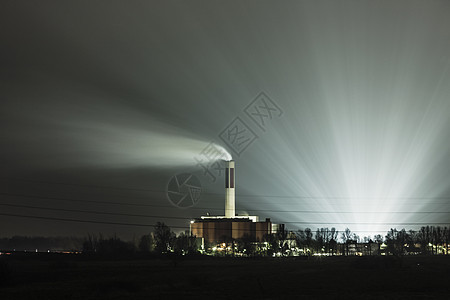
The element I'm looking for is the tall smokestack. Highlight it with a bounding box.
[225,160,235,218]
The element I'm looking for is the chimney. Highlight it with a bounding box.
[225,160,235,218]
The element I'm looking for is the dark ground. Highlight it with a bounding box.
[0,254,449,299]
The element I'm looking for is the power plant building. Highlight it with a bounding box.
[190,160,282,244]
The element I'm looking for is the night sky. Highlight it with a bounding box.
[1,1,450,239]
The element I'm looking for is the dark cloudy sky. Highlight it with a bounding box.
[1,1,449,239]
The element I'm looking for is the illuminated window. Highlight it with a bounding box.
[225,168,229,188]
[230,168,234,188]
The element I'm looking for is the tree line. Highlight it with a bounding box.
[81,222,199,256]
[0,236,83,251]
[1,224,448,256]
[292,225,449,256]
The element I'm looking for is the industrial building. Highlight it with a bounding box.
[190,160,282,244]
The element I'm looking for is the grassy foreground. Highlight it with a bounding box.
[1,254,449,299]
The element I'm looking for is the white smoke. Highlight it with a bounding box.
[213,144,232,161]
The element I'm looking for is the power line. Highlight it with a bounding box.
[0,192,180,208]
[0,177,166,193]
[0,212,160,227]
[1,200,449,217]
[2,192,450,215]
[1,212,447,234]
[0,212,268,232]
[0,203,188,220]
[280,221,450,225]
[3,177,450,201]
[0,208,447,226]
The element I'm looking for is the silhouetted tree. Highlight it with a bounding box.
[263,233,278,256]
[296,229,307,254]
[406,230,418,254]
[174,231,198,255]
[82,234,98,253]
[385,228,409,256]
[341,228,352,256]
[138,234,154,252]
[236,233,255,256]
[0,236,83,252]
[419,227,427,254]
[277,227,290,256]
[154,222,175,254]
[296,228,315,255]
[97,235,136,255]
[296,230,306,250]
[374,234,383,255]
[328,228,338,255]
[433,226,448,254]
[443,227,449,255]
[367,239,373,256]
[315,228,325,254]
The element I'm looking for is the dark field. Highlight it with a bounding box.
[1,255,449,299]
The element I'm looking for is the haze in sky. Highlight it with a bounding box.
[1,1,449,238]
